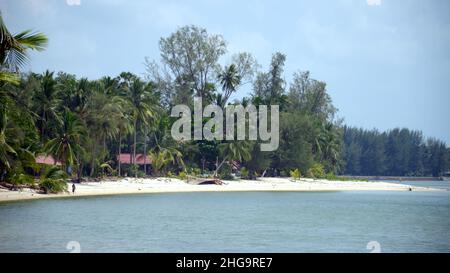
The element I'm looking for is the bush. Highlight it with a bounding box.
[9,173,35,185]
[290,169,301,180]
[128,164,139,176]
[307,163,325,179]
[325,172,338,180]
[240,167,249,179]
[324,173,369,182]
[191,168,201,176]
[43,166,67,180]
[219,164,234,180]
[40,178,68,194]
[178,171,187,180]
[38,166,68,194]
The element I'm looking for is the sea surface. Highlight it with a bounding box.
[1,181,449,252]
[382,179,450,190]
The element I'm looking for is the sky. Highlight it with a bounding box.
[1,0,449,144]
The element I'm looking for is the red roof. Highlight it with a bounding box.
[117,154,152,165]
[35,155,62,166]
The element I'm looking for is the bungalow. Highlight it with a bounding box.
[35,155,62,166]
[117,153,152,165]
[117,153,152,175]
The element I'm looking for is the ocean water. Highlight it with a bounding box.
[382,179,450,190]
[0,187,449,253]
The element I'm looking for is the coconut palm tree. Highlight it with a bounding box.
[116,109,133,177]
[32,71,62,141]
[149,147,184,176]
[84,88,126,176]
[120,77,156,176]
[218,64,241,106]
[319,122,341,172]
[0,108,16,172]
[214,140,252,177]
[0,13,48,85]
[44,109,86,175]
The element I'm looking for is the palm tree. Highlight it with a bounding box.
[44,109,86,176]
[32,71,61,141]
[218,64,241,106]
[149,147,184,176]
[0,108,16,172]
[84,88,125,176]
[0,13,48,85]
[120,76,156,176]
[320,122,341,172]
[214,140,252,177]
[116,108,133,177]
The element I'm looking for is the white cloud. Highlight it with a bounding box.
[66,0,81,6]
[366,0,381,6]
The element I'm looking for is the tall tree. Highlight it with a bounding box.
[44,109,86,175]
[32,71,61,141]
[120,75,156,175]
[158,25,226,99]
[252,52,287,106]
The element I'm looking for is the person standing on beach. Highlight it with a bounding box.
[72,183,76,194]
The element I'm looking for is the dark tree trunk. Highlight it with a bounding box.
[118,131,122,177]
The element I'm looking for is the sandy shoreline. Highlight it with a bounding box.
[0,177,446,203]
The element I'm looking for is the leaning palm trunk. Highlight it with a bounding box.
[90,140,97,177]
[143,125,147,175]
[118,131,121,177]
[129,136,132,173]
[214,156,227,177]
[133,118,137,178]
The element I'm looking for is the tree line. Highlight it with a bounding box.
[1,18,449,192]
[342,126,449,177]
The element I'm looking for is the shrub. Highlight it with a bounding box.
[40,178,68,194]
[178,171,187,180]
[307,163,325,179]
[290,169,301,180]
[324,173,369,182]
[191,168,201,176]
[9,173,35,185]
[240,167,249,179]
[43,166,67,180]
[219,164,234,180]
[38,166,68,194]
[325,172,338,180]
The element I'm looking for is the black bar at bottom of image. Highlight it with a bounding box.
[0,253,448,272]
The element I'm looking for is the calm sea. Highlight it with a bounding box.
[1,182,449,252]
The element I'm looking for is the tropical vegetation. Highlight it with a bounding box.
[1,18,449,193]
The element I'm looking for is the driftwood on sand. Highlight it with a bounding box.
[186,178,224,185]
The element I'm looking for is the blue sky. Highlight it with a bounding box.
[1,0,450,144]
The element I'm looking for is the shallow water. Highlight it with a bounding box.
[383,179,450,190]
[0,188,449,252]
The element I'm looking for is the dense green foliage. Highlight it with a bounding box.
[342,127,450,176]
[39,166,68,193]
[1,18,449,188]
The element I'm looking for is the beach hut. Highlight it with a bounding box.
[117,153,152,174]
[35,155,62,166]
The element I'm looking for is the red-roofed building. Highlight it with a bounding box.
[117,153,152,165]
[35,155,62,166]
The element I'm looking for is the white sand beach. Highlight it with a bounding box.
[0,177,445,203]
